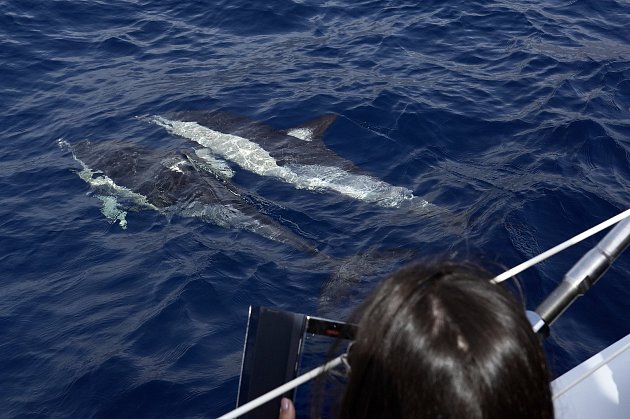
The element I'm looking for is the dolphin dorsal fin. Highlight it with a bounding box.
[285,114,337,142]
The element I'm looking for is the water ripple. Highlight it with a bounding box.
[1,0,629,416]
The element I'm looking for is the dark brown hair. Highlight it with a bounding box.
[337,261,553,419]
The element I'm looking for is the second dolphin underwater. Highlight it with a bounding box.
[145,110,431,209]
[60,139,319,253]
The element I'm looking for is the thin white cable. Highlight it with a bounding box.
[216,355,344,419]
[492,208,630,284]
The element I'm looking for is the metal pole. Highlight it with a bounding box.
[536,216,630,329]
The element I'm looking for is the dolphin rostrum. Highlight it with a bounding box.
[144,110,430,209]
[59,139,318,252]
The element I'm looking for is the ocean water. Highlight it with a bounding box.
[1,0,629,417]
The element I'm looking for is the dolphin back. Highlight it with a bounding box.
[61,139,320,251]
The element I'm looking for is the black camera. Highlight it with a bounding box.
[236,306,356,418]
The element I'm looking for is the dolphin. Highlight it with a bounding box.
[144,110,430,209]
[59,139,318,252]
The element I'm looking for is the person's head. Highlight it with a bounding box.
[339,261,553,419]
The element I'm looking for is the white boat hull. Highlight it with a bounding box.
[552,333,630,418]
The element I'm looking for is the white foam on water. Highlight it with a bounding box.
[95,194,128,229]
[148,116,426,208]
[286,127,313,141]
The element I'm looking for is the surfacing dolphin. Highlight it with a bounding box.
[144,110,431,209]
[59,139,318,253]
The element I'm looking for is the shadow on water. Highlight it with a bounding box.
[314,201,469,318]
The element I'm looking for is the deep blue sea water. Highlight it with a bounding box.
[1,0,629,417]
